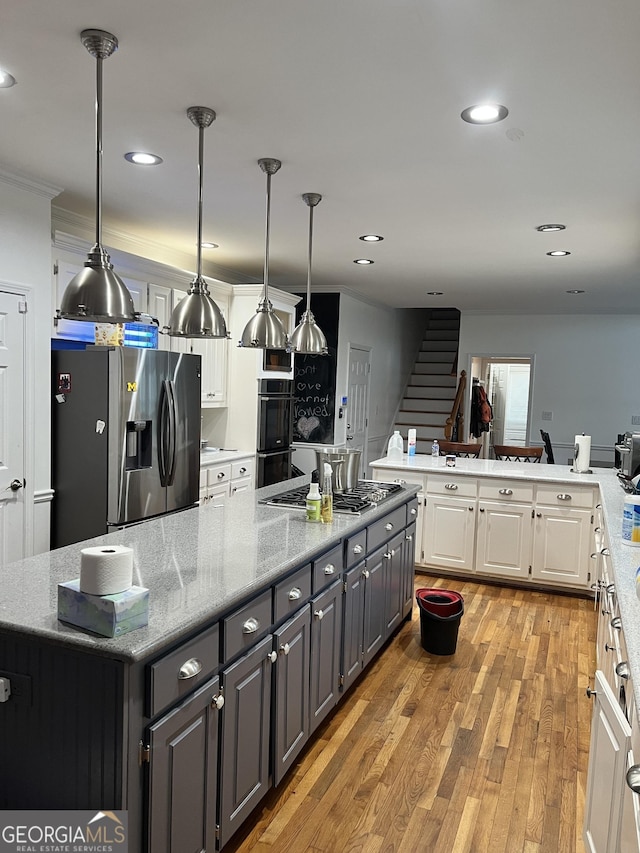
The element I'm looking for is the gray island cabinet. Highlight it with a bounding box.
[0,479,418,852]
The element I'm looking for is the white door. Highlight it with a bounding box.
[347,345,370,478]
[0,291,26,565]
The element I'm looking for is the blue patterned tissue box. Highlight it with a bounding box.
[58,579,149,638]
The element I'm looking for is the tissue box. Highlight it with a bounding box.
[58,579,149,638]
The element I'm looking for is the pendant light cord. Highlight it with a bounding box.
[306,202,314,311]
[263,171,271,304]
[95,53,103,247]
[196,124,204,280]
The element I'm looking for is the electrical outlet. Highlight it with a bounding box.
[541,411,553,421]
[632,415,640,426]
[0,670,31,705]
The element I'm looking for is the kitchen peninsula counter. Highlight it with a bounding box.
[0,477,417,663]
[372,455,640,710]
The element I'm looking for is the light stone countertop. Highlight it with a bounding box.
[199,448,254,466]
[372,454,640,714]
[0,477,418,664]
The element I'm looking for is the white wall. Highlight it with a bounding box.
[459,313,639,466]
[0,170,61,554]
[337,294,428,467]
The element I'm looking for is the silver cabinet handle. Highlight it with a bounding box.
[353,544,363,555]
[602,548,611,556]
[499,488,513,496]
[557,493,571,501]
[606,583,616,594]
[385,522,393,531]
[267,650,277,663]
[468,506,474,511]
[323,564,336,575]
[217,471,226,479]
[410,507,417,515]
[445,483,458,491]
[384,551,393,560]
[288,587,302,601]
[242,618,259,634]
[586,685,597,699]
[479,507,485,513]
[280,643,290,656]
[605,643,616,652]
[362,569,370,579]
[611,616,622,630]
[239,467,247,474]
[616,661,630,680]
[211,692,225,710]
[314,609,324,621]
[178,658,203,680]
[536,512,542,518]
[405,534,413,542]
[627,766,640,794]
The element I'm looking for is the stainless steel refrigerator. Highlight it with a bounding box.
[51,347,201,548]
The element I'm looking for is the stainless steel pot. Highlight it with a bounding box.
[314,447,362,493]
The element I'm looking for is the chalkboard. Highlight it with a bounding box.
[293,293,339,444]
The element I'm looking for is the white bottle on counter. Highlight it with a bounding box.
[408,428,416,457]
[431,439,440,459]
[387,430,403,461]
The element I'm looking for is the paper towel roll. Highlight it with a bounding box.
[574,434,591,473]
[80,545,133,595]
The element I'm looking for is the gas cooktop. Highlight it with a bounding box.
[260,480,403,515]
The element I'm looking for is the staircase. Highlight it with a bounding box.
[394,308,461,454]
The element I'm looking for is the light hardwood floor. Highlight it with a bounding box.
[225,574,597,853]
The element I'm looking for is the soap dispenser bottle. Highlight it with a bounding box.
[306,471,321,522]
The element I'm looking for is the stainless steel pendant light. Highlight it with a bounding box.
[57,29,137,324]
[165,107,228,338]
[239,158,289,350]
[290,193,328,355]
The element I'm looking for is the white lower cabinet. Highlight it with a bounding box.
[584,671,633,853]
[200,456,255,503]
[476,500,533,580]
[531,505,593,587]
[422,495,476,572]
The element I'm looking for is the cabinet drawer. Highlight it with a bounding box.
[345,528,368,568]
[478,479,533,503]
[428,476,477,498]
[535,484,595,509]
[147,622,219,717]
[231,458,254,480]
[406,497,419,525]
[368,506,406,553]
[223,589,273,661]
[208,463,232,487]
[312,543,343,591]
[274,563,312,622]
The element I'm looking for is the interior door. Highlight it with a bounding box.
[347,345,370,478]
[0,291,26,565]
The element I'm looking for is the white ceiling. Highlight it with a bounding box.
[3,0,640,314]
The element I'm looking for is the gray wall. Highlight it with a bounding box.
[458,312,639,466]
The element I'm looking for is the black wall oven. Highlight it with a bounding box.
[257,379,294,487]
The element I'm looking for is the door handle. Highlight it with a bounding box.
[346,434,354,441]
[5,479,24,492]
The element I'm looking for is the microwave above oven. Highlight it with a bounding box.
[263,348,292,373]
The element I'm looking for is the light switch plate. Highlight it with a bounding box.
[541,411,553,421]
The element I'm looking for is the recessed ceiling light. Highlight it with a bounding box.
[536,224,566,232]
[360,235,384,242]
[461,104,509,124]
[0,69,16,88]
[124,152,163,166]
[426,291,444,296]
[201,242,218,249]
[567,289,584,294]
[547,250,571,257]
[354,258,374,265]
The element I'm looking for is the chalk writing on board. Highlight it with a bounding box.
[293,356,335,443]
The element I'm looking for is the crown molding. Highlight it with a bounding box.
[51,205,261,286]
[0,166,62,200]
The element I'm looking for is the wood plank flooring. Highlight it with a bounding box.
[224,574,596,853]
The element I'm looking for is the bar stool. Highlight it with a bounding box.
[493,445,543,462]
[438,441,481,458]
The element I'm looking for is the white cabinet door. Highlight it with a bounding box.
[475,500,533,580]
[584,671,632,853]
[148,283,172,351]
[532,506,593,587]
[422,495,476,572]
[620,751,640,853]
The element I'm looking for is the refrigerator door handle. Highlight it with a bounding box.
[159,380,170,487]
[165,379,178,486]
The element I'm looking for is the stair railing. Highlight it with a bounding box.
[444,370,466,440]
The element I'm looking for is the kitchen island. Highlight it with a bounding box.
[0,477,419,851]
[370,453,640,850]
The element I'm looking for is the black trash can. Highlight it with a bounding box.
[416,588,464,655]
